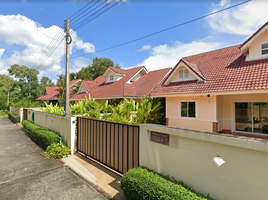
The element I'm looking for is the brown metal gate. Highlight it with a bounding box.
[23,109,28,121]
[77,117,139,174]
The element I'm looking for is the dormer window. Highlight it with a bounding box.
[110,75,114,81]
[261,43,268,55]
[179,69,189,80]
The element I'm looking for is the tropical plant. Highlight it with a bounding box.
[42,102,64,115]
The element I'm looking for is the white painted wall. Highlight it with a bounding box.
[140,123,268,200]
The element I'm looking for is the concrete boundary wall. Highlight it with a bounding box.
[10,107,23,122]
[27,110,76,154]
[140,123,268,200]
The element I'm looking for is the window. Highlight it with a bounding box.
[110,75,114,81]
[235,102,268,134]
[179,69,189,80]
[261,43,268,55]
[181,102,196,118]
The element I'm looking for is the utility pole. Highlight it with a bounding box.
[64,19,71,116]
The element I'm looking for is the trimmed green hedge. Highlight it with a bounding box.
[120,167,214,200]
[22,120,60,147]
[8,111,20,123]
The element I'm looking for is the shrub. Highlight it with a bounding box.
[8,111,20,123]
[0,110,7,116]
[120,167,214,200]
[21,120,59,147]
[41,143,71,160]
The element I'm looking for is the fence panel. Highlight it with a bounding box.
[77,117,139,174]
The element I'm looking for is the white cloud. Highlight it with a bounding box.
[0,14,95,78]
[70,57,92,73]
[74,39,95,54]
[0,48,4,59]
[207,0,268,35]
[220,0,230,6]
[136,45,152,52]
[136,38,220,71]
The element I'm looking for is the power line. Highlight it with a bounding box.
[31,25,65,70]
[32,0,120,71]
[72,0,118,31]
[69,0,95,20]
[71,0,251,58]
[71,0,104,27]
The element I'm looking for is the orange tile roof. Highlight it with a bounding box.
[36,87,59,100]
[151,44,268,95]
[70,66,171,100]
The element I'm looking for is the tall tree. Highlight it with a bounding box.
[40,76,53,85]
[0,74,13,93]
[8,64,39,103]
[73,57,121,81]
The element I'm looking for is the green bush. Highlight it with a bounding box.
[0,110,7,116]
[120,167,214,200]
[8,111,20,123]
[21,120,59,147]
[41,143,71,160]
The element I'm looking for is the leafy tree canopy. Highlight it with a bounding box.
[8,64,39,83]
[40,76,54,86]
[70,57,121,81]
[0,74,13,93]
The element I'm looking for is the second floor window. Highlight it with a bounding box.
[110,75,114,81]
[261,43,268,55]
[179,69,189,80]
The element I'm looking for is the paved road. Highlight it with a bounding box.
[0,116,107,200]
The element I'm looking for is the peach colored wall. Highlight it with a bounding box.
[169,118,213,132]
[166,95,216,132]
[249,30,268,59]
[217,93,268,132]
[140,123,268,200]
[169,65,196,82]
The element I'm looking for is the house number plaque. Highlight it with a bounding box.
[150,132,170,146]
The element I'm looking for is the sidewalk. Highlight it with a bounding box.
[0,116,107,200]
[61,153,125,200]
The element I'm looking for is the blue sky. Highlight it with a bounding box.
[0,0,267,83]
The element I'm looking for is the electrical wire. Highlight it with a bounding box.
[70,0,104,27]
[69,0,95,20]
[71,0,251,58]
[31,25,65,70]
[32,0,119,71]
[72,0,118,31]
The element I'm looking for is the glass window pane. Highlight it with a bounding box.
[261,43,268,49]
[181,102,187,117]
[258,103,268,134]
[184,70,189,79]
[235,103,252,132]
[262,49,268,55]
[188,102,195,117]
[179,70,183,79]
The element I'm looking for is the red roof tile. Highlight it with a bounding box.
[36,87,59,100]
[151,44,268,95]
[70,66,170,100]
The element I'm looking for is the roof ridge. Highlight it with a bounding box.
[182,44,242,59]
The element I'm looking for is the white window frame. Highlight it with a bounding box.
[110,75,114,81]
[178,100,198,119]
[261,43,268,55]
[179,69,189,80]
